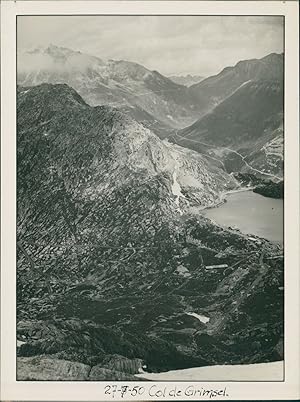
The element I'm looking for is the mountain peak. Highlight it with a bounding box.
[18,83,89,118]
[17,45,200,129]
[17,82,235,209]
[261,52,283,62]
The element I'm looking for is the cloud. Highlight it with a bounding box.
[17,16,284,76]
[17,48,102,75]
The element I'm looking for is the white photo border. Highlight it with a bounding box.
[1,1,299,400]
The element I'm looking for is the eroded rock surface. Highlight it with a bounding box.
[16,84,283,380]
[17,356,91,381]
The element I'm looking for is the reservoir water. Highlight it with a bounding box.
[201,190,283,244]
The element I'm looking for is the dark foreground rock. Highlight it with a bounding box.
[89,366,140,381]
[17,355,145,381]
[233,173,283,199]
[100,354,144,375]
[253,181,283,199]
[16,84,284,380]
[17,356,90,381]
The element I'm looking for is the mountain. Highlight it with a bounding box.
[189,53,284,118]
[168,74,204,87]
[17,45,200,134]
[16,83,235,217]
[173,56,284,178]
[17,83,283,380]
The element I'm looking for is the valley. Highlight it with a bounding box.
[16,48,284,381]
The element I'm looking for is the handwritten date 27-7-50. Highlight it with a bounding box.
[104,384,229,399]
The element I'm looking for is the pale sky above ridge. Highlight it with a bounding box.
[17,15,284,76]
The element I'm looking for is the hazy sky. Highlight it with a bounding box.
[17,16,284,76]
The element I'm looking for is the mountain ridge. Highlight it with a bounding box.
[18,46,284,144]
[17,83,283,380]
[17,45,199,132]
[171,51,284,179]
[189,52,283,117]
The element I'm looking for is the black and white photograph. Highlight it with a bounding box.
[1,2,299,399]
[14,13,286,383]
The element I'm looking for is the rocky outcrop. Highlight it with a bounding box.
[101,354,144,375]
[253,180,283,199]
[89,367,140,381]
[16,355,145,381]
[17,356,91,381]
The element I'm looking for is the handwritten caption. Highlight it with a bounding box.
[104,384,229,399]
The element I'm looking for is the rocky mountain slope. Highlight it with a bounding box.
[189,53,283,117]
[173,77,283,178]
[17,45,200,133]
[17,83,283,380]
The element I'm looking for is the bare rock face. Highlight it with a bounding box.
[17,356,91,380]
[17,355,145,381]
[89,367,139,381]
[101,354,144,375]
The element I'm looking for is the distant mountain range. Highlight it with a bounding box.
[17,83,238,260]
[18,47,284,178]
[17,45,201,133]
[17,83,283,380]
[168,74,205,87]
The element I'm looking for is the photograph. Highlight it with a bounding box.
[15,14,286,383]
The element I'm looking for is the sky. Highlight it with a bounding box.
[17,16,284,76]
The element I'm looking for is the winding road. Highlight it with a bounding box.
[174,131,282,181]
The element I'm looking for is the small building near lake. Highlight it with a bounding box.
[205,264,228,270]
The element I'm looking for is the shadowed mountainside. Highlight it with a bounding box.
[17,83,283,380]
[189,53,283,116]
[172,75,283,178]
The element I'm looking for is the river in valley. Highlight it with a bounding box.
[201,190,283,244]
